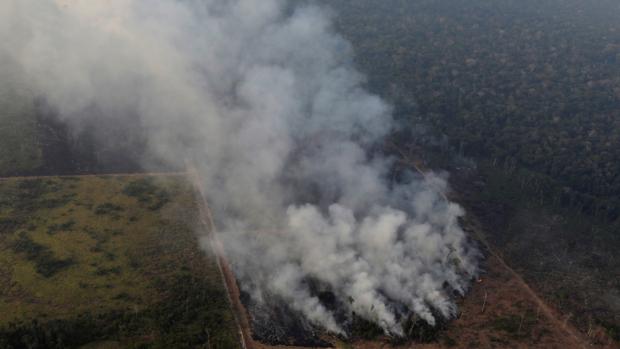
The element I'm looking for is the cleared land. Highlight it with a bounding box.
[338,250,609,349]
[0,175,240,348]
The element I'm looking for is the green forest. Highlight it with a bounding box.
[321,0,620,341]
[326,0,620,221]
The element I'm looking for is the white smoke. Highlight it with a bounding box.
[0,0,479,335]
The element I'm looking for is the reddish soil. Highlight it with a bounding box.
[187,163,254,349]
[347,249,604,349]
[380,146,618,349]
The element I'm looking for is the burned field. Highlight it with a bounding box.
[0,175,240,348]
[233,215,616,349]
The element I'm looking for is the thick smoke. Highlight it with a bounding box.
[1,0,479,335]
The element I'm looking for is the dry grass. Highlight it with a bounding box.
[0,175,240,348]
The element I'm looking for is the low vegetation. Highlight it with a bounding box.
[10,231,75,277]
[122,178,171,211]
[0,175,240,348]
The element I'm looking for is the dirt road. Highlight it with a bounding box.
[392,144,613,349]
[186,163,254,349]
[0,171,187,181]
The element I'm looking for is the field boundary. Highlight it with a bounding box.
[0,171,187,181]
[186,162,254,349]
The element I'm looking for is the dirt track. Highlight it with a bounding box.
[0,171,187,181]
[186,163,254,349]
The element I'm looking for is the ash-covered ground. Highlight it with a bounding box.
[241,289,332,347]
[239,280,451,346]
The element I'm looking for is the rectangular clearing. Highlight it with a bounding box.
[0,175,241,348]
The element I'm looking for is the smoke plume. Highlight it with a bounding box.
[0,0,479,336]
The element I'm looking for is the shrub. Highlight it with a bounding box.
[94,203,123,215]
[47,220,76,235]
[122,178,170,211]
[11,232,74,277]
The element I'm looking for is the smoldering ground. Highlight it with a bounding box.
[0,0,479,340]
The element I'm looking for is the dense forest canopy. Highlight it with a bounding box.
[322,0,620,221]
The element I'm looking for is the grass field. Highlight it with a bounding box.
[0,175,240,348]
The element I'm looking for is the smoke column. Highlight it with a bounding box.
[0,0,479,335]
